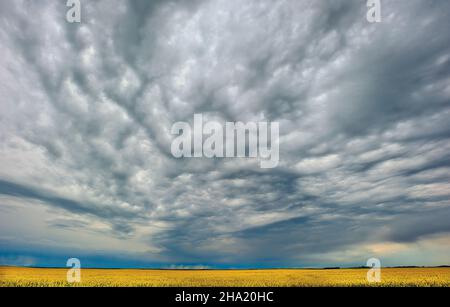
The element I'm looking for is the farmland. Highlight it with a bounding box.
[0,266,449,287]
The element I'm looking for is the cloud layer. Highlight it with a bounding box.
[1,0,450,267]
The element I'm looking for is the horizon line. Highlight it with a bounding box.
[2,265,449,270]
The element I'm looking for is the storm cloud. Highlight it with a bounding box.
[0,0,449,267]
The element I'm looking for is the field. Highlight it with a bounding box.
[0,266,449,287]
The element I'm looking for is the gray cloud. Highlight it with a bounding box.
[0,0,450,267]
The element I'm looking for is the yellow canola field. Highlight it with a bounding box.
[1,267,449,287]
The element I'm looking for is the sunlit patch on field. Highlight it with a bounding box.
[0,267,449,287]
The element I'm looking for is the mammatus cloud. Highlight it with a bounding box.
[0,0,449,267]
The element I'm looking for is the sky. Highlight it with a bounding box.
[0,0,450,268]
